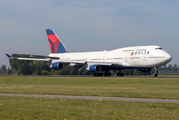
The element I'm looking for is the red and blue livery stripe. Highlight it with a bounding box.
[46,29,69,53]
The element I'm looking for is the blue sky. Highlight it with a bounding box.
[1,0,179,68]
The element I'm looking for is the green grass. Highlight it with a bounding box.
[1,76,179,120]
[159,74,179,77]
[0,76,179,99]
[0,96,179,120]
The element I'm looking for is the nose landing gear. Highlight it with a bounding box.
[153,67,159,77]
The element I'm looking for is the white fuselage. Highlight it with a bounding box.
[48,45,172,69]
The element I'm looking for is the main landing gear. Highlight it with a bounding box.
[93,72,104,77]
[93,70,124,77]
[153,67,159,77]
[116,72,124,77]
[93,71,111,77]
[116,70,124,77]
[104,71,111,77]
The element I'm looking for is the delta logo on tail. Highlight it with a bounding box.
[46,29,69,53]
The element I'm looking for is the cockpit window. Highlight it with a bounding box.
[155,48,163,50]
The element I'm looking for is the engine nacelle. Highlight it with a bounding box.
[86,65,101,73]
[138,68,152,73]
[50,62,64,70]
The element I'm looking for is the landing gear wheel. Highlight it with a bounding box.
[116,72,124,77]
[121,73,124,77]
[93,72,103,77]
[104,71,111,77]
[93,72,96,77]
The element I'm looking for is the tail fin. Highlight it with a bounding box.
[46,29,69,53]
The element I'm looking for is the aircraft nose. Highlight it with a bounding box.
[165,53,172,63]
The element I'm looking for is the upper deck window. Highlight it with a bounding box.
[123,50,134,52]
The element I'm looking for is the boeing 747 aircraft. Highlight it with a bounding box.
[6,29,172,77]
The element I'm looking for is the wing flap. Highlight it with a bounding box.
[17,58,50,61]
[16,54,59,59]
[87,62,123,66]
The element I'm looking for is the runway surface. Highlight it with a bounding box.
[1,93,179,104]
[12,75,179,78]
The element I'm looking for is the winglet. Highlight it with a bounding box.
[5,53,12,59]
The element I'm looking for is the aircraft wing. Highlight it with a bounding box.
[6,54,51,62]
[54,60,123,67]
[6,54,85,63]
[6,53,123,67]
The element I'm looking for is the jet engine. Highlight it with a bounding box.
[50,62,64,70]
[86,65,101,73]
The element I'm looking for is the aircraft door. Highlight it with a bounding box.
[125,57,128,62]
[103,56,106,62]
[144,56,147,61]
[143,51,147,61]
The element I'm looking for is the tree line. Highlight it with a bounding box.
[1,53,179,75]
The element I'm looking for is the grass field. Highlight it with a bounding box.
[0,96,179,120]
[0,76,179,99]
[1,76,179,119]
